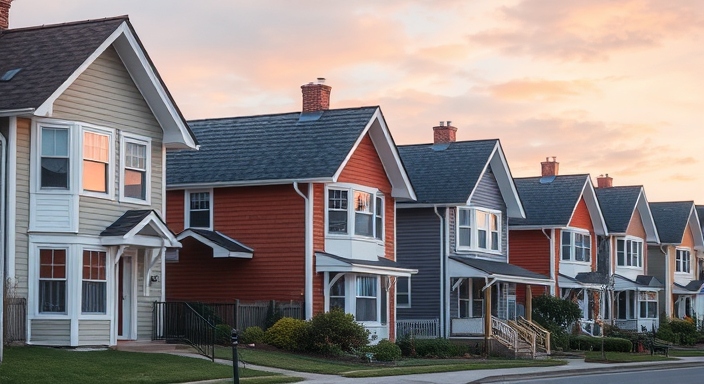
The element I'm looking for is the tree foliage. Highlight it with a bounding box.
[532,294,582,329]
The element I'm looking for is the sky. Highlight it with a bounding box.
[8,0,704,203]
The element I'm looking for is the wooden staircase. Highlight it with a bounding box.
[491,316,551,359]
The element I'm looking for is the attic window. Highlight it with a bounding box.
[0,68,22,82]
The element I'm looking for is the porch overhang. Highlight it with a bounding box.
[315,252,417,277]
[558,273,603,290]
[673,280,704,295]
[613,274,663,292]
[176,229,253,258]
[100,210,180,248]
[449,256,553,286]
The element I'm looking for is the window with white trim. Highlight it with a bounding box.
[327,187,384,240]
[561,230,591,262]
[396,277,410,308]
[40,127,70,189]
[330,276,345,310]
[82,250,107,314]
[458,279,484,318]
[676,249,691,273]
[82,130,111,195]
[457,208,501,252]
[187,191,211,229]
[120,134,151,203]
[639,291,657,318]
[355,276,378,322]
[39,248,67,313]
[616,238,643,267]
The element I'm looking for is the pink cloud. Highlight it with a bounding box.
[484,78,599,101]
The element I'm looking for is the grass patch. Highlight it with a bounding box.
[0,346,296,384]
[668,349,704,357]
[228,347,370,375]
[584,351,677,363]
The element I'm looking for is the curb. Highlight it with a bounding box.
[470,361,704,383]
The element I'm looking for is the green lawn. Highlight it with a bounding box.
[583,351,677,363]
[0,346,300,384]
[668,349,704,357]
[226,347,566,378]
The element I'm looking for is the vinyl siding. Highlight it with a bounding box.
[78,320,110,346]
[15,117,31,297]
[137,252,159,340]
[510,230,552,300]
[51,46,164,236]
[647,245,668,315]
[31,319,71,345]
[396,208,442,320]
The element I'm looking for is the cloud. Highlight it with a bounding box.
[483,78,599,101]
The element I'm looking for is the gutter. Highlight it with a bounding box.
[0,108,35,117]
[293,182,313,320]
[168,177,333,191]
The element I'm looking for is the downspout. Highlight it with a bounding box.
[660,244,670,317]
[0,132,6,362]
[6,117,16,283]
[542,228,555,295]
[433,205,444,337]
[293,182,313,320]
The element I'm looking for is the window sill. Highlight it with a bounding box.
[616,265,643,270]
[326,234,385,245]
[560,260,591,265]
[31,314,69,320]
[456,248,502,255]
[81,191,115,201]
[674,271,692,275]
[120,196,151,206]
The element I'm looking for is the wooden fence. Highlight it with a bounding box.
[171,300,303,330]
[3,298,26,344]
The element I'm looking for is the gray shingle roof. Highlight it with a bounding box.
[649,201,694,244]
[166,107,379,185]
[674,280,704,292]
[450,256,551,281]
[397,140,497,204]
[595,186,642,233]
[315,251,405,269]
[185,229,253,253]
[101,210,157,236]
[635,275,663,288]
[510,174,588,227]
[0,17,126,111]
[696,205,704,229]
[575,272,609,284]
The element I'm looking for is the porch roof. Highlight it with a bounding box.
[100,210,180,248]
[315,252,418,277]
[673,280,704,295]
[177,228,253,258]
[613,274,663,292]
[449,256,553,286]
[558,273,603,290]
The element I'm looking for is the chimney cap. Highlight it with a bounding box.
[316,77,326,85]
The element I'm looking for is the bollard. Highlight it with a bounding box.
[231,328,239,384]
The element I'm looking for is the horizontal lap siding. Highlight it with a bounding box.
[137,254,158,340]
[166,190,185,233]
[15,118,31,297]
[166,185,306,303]
[78,320,110,346]
[31,319,71,345]
[509,230,551,301]
[312,184,325,315]
[396,208,442,320]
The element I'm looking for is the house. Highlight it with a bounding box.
[164,80,416,342]
[0,6,197,351]
[594,175,662,331]
[395,123,553,354]
[509,158,608,336]
[647,201,704,322]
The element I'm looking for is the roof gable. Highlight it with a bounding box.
[650,201,703,247]
[595,186,659,242]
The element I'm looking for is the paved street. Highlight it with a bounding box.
[506,366,704,384]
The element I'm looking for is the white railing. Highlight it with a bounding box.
[491,316,518,352]
[451,318,484,335]
[396,319,440,339]
[509,320,536,358]
[517,317,551,355]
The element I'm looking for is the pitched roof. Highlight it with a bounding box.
[510,174,590,227]
[100,209,154,236]
[397,140,497,204]
[649,201,694,244]
[177,229,253,258]
[0,17,126,111]
[186,229,253,254]
[697,205,704,229]
[167,107,379,185]
[450,256,551,281]
[595,186,642,233]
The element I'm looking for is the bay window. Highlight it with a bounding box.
[40,127,70,189]
[639,291,657,318]
[82,250,107,314]
[561,230,591,262]
[82,130,111,194]
[327,187,384,240]
[355,276,378,322]
[616,238,643,267]
[676,249,691,273]
[354,191,373,236]
[456,207,501,252]
[39,249,67,313]
[330,276,346,310]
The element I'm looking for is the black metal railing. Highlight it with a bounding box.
[153,302,216,361]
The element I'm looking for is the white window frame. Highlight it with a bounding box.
[80,125,115,200]
[185,189,213,230]
[36,122,74,193]
[456,207,502,254]
[325,185,384,242]
[119,133,151,205]
[81,249,108,315]
[616,237,643,268]
[355,275,379,323]
[560,229,591,263]
[638,291,658,319]
[325,273,382,325]
[396,276,410,308]
[675,248,691,274]
[37,247,69,315]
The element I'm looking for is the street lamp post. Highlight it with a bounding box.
[600,274,615,360]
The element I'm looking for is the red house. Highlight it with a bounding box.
[164,80,416,341]
[509,158,607,335]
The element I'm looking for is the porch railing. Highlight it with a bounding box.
[517,317,550,355]
[508,320,536,358]
[491,316,518,352]
[396,319,440,339]
[152,302,216,361]
[3,298,27,344]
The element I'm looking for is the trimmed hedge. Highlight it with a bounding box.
[241,326,265,344]
[371,339,402,361]
[305,308,370,355]
[264,317,307,351]
[569,335,632,352]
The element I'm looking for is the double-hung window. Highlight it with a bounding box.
[82,130,111,195]
[354,191,373,237]
[327,187,384,240]
[39,249,67,313]
[82,250,107,314]
[676,249,691,273]
[375,196,383,240]
[457,279,484,318]
[396,277,410,308]
[561,230,591,262]
[639,291,657,318]
[41,127,70,189]
[456,208,501,252]
[187,191,211,229]
[120,134,150,203]
[355,276,377,322]
[330,276,346,310]
[616,238,643,267]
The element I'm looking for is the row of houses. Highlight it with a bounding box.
[0,9,702,358]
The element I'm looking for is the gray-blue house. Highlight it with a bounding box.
[395,122,553,356]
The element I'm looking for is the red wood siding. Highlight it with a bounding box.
[166,190,184,234]
[312,183,326,315]
[568,197,598,270]
[509,230,551,302]
[166,184,306,302]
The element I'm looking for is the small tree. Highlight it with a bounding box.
[532,294,582,350]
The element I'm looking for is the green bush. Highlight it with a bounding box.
[305,308,369,354]
[241,326,265,344]
[371,339,402,361]
[215,324,233,346]
[532,294,582,351]
[658,317,698,345]
[264,317,307,351]
[569,335,632,352]
[396,337,471,358]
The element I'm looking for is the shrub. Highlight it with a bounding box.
[265,301,283,330]
[264,317,307,351]
[532,295,582,351]
[371,339,402,361]
[241,326,265,345]
[569,335,632,352]
[658,317,698,345]
[396,337,470,358]
[215,324,233,346]
[305,308,369,354]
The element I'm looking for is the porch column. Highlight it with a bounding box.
[525,285,533,321]
[484,284,492,354]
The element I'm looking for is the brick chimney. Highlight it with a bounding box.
[301,78,331,113]
[597,174,613,188]
[433,121,457,144]
[0,0,12,30]
[541,156,559,177]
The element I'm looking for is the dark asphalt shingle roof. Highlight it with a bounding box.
[101,210,158,236]
[674,280,704,292]
[575,272,609,284]
[635,275,663,288]
[185,229,253,253]
[595,186,642,233]
[696,205,704,230]
[649,201,694,244]
[510,174,588,227]
[315,252,406,269]
[0,17,126,111]
[450,256,551,281]
[166,107,378,185]
[397,140,497,204]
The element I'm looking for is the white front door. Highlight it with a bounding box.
[118,255,134,339]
